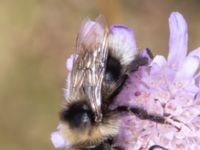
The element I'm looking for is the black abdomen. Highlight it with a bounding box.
[104,55,122,83]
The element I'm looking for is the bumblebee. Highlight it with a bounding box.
[51,16,167,150]
[58,16,119,149]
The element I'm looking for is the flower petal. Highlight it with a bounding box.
[151,55,167,67]
[168,12,188,68]
[108,25,137,65]
[51,131,68,148]
[176,56,199,79]
[189,47,200,58]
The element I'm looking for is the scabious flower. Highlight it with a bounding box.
[111,12,200,149]
[51,12,200,150]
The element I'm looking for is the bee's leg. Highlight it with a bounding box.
[82,139,124,150]
[108,48,153,102]
[87,143,111,150]
[128,56,148,73]
[128,48,153,73]
[108,74,128,100]
[111,145,124,150]
[81,139,112,150]
[115,106,165,124]
[113,48,153,98]
[148,145,169,150]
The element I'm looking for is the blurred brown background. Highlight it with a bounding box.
[0,0,200,150]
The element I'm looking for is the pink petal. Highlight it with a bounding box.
[189,47,200,58]
[176,56,199,79]
[151,55,166,67]
[51,131,69,148]
[168,12,188,68]
[109,25,137,65]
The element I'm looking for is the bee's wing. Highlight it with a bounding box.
[70,16,109,122]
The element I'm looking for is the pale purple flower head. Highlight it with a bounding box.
[51,12,200,150]
[111,12,200,149]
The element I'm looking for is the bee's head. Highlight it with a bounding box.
[60,101,95,129]
[56,99,119,148]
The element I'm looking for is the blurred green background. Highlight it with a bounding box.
[0,0,200,150]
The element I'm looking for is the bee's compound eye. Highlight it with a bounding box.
[60,102,94,129]
[72,110,91,128]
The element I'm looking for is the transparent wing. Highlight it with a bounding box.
[69,16,109,122]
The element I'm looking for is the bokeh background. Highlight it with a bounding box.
[0,0,200,150]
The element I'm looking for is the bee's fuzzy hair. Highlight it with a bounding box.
[58,111,120,149]
[108,25,138,66]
